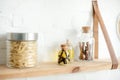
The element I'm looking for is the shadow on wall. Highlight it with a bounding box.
[0,34,7,64]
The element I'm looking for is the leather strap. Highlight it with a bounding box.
[93,1,99,59]
[92,0,118,69]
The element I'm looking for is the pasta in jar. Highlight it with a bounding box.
[7,33,38,68]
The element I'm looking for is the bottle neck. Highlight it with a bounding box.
[81,32,90,37]
[80,32,91,42]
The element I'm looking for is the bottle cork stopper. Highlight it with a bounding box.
[61,44,67,50]
[82,26,90,33]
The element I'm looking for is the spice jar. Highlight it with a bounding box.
[78,26,94,60]
[7,33,38,68]
[58,44,70,65]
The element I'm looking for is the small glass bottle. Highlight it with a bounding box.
[66,40,74,62]
[58,44,70,65]
[79,26,94,60]
[7,33,38,68]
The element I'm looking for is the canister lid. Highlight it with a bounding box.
[7,33,38,41]
[82,26,90,33]
[61,44,68,50]
[61,44,67,47]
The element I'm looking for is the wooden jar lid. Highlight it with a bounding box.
[82,26,90,33]
[61,44,67,50]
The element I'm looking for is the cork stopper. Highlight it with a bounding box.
[61,44,68,50]
[82,26,90,33]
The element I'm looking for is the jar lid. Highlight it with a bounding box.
[82,26,90,33]
[61,44,67,47]
[61,44,68,50]
[7,33,38,41]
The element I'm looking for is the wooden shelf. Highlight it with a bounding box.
[0,59,120,79]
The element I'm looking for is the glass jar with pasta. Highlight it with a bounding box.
[7,33,38,68]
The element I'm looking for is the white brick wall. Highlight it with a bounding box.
[0,0,120,63]
[0,0,120,80]
[0,0,93,63]
[0,0,120,64]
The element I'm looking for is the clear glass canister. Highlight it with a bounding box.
[78,26,94,60]
[7,33,38,68]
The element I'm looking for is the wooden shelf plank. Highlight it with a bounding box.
[0,59,120,79]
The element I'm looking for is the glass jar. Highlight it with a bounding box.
[7,33,38,68]
[66,40,74,62]
[58,44,70,65]
[78,26,94,60]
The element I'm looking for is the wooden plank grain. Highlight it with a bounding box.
[0,62,80,79]
[0,60,117,79]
